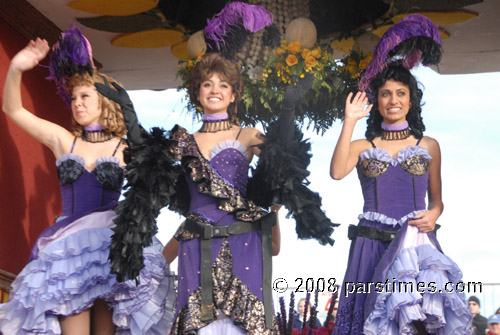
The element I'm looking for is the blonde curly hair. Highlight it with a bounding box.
[67,72,126,137]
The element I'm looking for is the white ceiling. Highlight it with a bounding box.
[436,0,500,75]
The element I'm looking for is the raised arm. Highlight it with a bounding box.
[2,38,72,156]
[330,92,372,180]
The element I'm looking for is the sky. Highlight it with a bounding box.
[128,65,500,320]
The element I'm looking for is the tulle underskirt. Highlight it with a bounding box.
[0,215,175,335]
[364,225,471,335]
[334,220,471,335]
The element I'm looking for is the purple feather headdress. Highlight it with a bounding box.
[358,14,442,92]
[48,25,95,106]
[204,1,274,60]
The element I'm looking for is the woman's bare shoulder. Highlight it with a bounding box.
[420,135,441,157]
[351,138,373,155]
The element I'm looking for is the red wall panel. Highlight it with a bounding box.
[0,18,70,274]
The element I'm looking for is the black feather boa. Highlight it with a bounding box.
[247,119,338,246]
[109,127,181,282]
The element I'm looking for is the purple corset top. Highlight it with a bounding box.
[56,154,123,215]
[187,140,250,220]
[357,146,431,222]
[208,140,249,194]
[357,146,431,178]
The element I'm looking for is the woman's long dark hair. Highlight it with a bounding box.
[365,65,425,140]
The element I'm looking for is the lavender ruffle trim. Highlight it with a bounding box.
[56,153,85,167]
[358,210,424,227]
[359,146,431,167]
[198,312,246,335]
[96,156,120,165]
[0,227,174,335]
[56,154,121,169]
[364,243,471,334]
[209,140,248,160]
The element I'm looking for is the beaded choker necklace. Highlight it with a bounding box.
[199,113,232,133]
[82,125,114,143]
[381,121,410,140]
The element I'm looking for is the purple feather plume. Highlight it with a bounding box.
[204,1,274,59]
[359,14,442,92]
[48,25,95,106]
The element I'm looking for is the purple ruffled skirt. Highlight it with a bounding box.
[334,218,471,335]
[0,210,176,335]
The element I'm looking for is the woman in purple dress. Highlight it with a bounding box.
[329,64,471,334]
[97,49,335,334]
[0,31,175,334]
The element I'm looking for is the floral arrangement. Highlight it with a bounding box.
[339,50,373,80]
[240,41,352,133]
[176,42,367,133]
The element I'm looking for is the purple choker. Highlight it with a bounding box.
[202,112,228,121]
[84,124,104,131]
[381,121,410,140]
[82,124,114,143]
[199,113,232,133]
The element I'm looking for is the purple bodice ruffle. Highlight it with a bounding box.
[357,146,431,221]
[56,154,123,216]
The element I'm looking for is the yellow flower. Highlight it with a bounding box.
[301,49,311,59]
[345,64,356,74]
[311,47,322,58]
[305,55,318,68]
[286,54,299,67]
[359,59,370,70]
[347,58,357,66]
[275,47,285,57]
[288,41,301,54]
[187,60,195,68]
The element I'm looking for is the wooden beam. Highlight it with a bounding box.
[0,0,102,67]
[0,0,62,45]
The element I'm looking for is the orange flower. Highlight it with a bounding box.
[311,47,322,58]
[301,49,311,59]
[359,54,373,69]
[275,47,285,56]
[345,64,356,75]
[288,41,301,54]
[305,55,318,67]
[347,58,357,66]
[359,59,370,70]
[286,54,299,67]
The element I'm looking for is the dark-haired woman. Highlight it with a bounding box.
[98,51,333,335]
[330,65,470,334]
